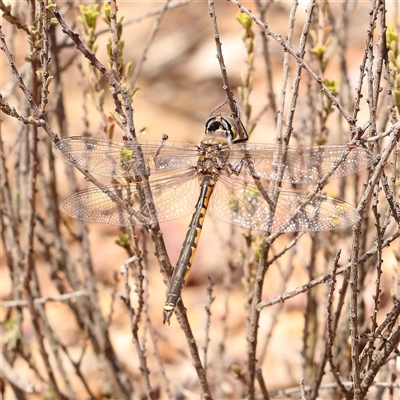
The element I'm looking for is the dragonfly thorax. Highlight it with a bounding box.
[196,137,230,177]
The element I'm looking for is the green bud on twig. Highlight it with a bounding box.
[236,12,252,30]
[46,2,57,11]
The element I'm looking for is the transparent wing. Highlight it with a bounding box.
[53,137,199,177]
[227,143,374,183]
[60,169,199,226]
[212,175,359,232]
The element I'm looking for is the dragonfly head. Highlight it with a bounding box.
[205,115,248,143]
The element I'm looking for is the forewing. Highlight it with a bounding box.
[60,169,199,226]
[212,175,359,232]
[53,137,199,177]
[228,143,374,183]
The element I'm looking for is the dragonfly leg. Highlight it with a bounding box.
[227,158,246,176]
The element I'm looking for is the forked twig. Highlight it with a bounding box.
[257,229,400,310]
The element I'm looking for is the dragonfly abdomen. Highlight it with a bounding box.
[163,175,215,324]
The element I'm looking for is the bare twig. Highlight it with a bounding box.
[96,1,191,36]
[109,0,121,79]
[0,290,90,307]
[0,0,29,32]
[323,251,349,398]
[283,0,315,143]
[174,303,213,399]
[208,0,238,118]
[255,368,270,400]
[0,27,57,139]
[120,258,154,400]
[131,0,171,85]
[203,276,214,372]
[38,0,52,112]
[273,0,297,140]
[229,0,357,131]
[0,353,35,393]
[254,0,277,118]
[257,229,400,309]
[349,122,400,397]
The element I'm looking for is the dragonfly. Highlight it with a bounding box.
[53,114,374,323]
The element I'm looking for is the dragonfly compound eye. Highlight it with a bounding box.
[205,115,238,141]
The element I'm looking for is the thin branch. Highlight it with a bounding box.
[361,324,400,396]
[269,381,400,398]
[120,257,154,400]
[283,0,315,143]
[131,0,171,85]
[208,0,238,118]
[51,6,173,292]
[349,122,400,398]
[0,353,35,394]
[96,1,190,36]
[324,251,349,398]
[351,0,383,130]
[0,27,57,139]
[39,0,52,112]
[174,303,213,399]
[0,0,29,32]
[203,276,215,372]
[0,290,90,307]
[254,0,277,118]
[273,0,298,140]
[50,7,135,140]
[257,229,400,310]
[229,0,357,131]
[255,368,270,400]
[109,0,121,79]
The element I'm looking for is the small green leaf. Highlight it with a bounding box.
[46,2,57,10]
[115,233,130,248]
[323,79,338,97]
[236,12,252,30]
[311,44,327,59]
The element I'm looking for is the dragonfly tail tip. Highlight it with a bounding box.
[163,308,174,325]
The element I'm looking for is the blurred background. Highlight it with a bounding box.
[1,1,399,399]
